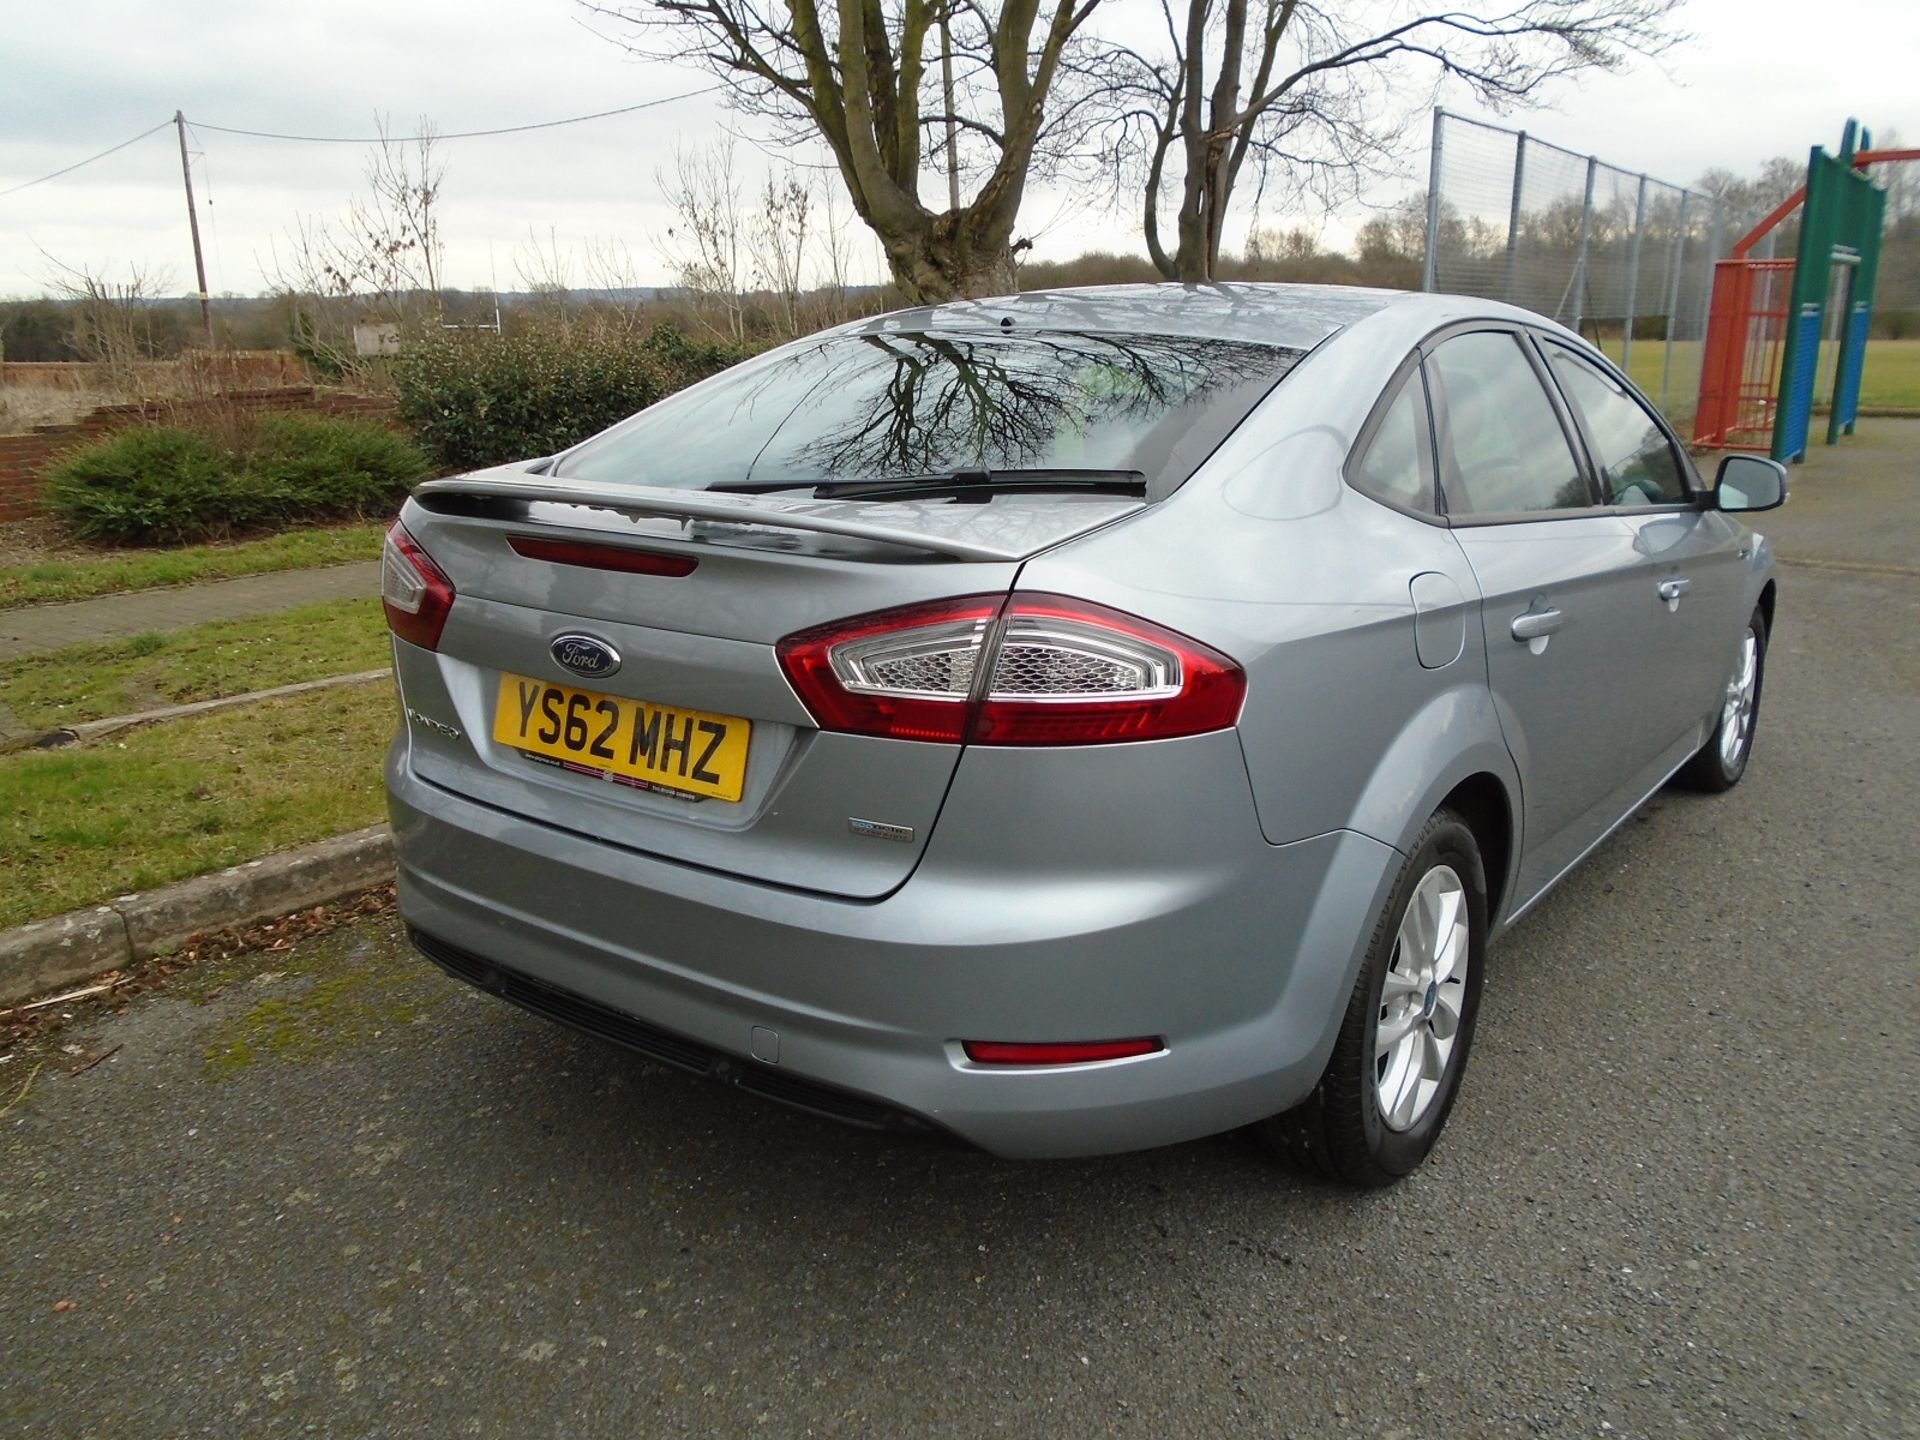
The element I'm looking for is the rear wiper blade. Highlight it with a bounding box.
[810,469,1147,504]
[706,468,1147,501]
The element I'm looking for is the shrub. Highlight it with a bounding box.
[46,426,283,545]
[392,323,744,471]
[45,415,429,546]
[242,414,429,518]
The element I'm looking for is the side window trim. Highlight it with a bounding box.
[1526,330,1702,507]
[1419,324,1606,526]
[1341,350,1444,523]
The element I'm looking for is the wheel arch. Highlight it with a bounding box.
[1434,772,1515,926]
[1757,578,1777,635]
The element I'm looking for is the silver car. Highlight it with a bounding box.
[382,284,1783,1185]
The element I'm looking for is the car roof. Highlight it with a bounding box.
[845,281,1572,354]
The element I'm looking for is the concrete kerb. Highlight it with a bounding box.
[0,824,396,1008]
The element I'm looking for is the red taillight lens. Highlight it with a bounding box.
[777,595,1003,742]
[963,1038,1163,1065]
[381,521,455,651]
[776,593,1244,746]
[507,535,698,577]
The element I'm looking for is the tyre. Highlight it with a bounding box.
[1673,605,1768,793]
[1258,809,1488,1187]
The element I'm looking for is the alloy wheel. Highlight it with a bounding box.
[1375,864,1470,1132]
[1718,628,1760,768]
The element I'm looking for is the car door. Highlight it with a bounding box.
[1424,329,1656,905]
[1534,336,1752,759]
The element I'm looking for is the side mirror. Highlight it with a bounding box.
[1713,455,1787,513]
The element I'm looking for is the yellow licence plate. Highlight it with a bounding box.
[491,674,752,802]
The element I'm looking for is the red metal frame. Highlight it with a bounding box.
[1695,259,1794,447]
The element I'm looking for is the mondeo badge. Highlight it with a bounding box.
[550,634,621,679]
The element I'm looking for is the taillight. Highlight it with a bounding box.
[776,593,1244,745]
[381,521,455,651]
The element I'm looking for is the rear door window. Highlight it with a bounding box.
[1350,367,1438,517]
[1425,331,1594,518]
[1540,341,1690,505]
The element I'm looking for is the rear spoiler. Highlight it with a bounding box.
[412,475,1023,562]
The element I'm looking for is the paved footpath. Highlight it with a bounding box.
[0,559,381,661]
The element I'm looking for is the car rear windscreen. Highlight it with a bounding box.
[556,330,1302,497]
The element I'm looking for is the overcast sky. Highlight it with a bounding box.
[1,0,1914,300]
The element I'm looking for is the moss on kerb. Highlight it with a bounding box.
[198,926,441,1079]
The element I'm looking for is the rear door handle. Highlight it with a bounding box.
[1657,578,1691,601]
[1509,608,1564,641]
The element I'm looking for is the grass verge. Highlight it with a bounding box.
[0,596,389,734]
[0,684,393,929]
[0,521,385,609]
[1597,338,1920,421]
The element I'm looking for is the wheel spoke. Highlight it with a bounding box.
[1419,1027,1448,1082]
[1376,1004,1422,1052]
[1399,896,1432,969]
[1387,1061,1423,1128]
[1381,968,1423,1001]
[1429,982,1464,1038]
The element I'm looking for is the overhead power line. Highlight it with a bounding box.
[0,119,173,199]
[189,86,723,144]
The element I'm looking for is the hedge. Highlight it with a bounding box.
[390,323,744,472]
[46,416,429,546]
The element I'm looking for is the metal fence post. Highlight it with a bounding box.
[1701,203,1725,344]
[1621,174,1648,371]
[1422,109,1445,293]
[1502,132,1527,304]
[1571,157,1598,334]
[1659,190,1690,411]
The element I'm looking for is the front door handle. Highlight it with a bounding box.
[1510,608,1564,642]
[1657,577,1691,611]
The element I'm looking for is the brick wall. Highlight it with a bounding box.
[0,351,311,390]
[0,387,399,522]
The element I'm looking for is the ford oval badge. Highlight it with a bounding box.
[550,634,621,679]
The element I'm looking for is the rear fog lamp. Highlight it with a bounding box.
[962,1038,1164,1066]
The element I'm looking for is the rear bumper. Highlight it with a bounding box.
[386,736,1401,1158]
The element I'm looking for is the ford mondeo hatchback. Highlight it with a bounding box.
[383,284,1783,1185]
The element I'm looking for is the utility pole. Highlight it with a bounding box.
[940,6,960,212]
[174,110,214,348]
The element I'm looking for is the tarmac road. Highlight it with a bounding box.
[4,436,1916,1439]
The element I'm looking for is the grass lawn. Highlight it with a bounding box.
[0,596,390,734]
[0,521,386,609]
[0,683,394,929]
[1595,338,1920,421]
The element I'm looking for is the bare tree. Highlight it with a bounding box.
[749,170,813,337]
[1094,0,1682,282]
[515,224,576,327]
[264,115,449,372]
[657,141,749,343]
[38,253,177,394]
[581,0,1105,301]
[815,180,858,326]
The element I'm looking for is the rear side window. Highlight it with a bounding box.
[1426,332,1592,518]
[1541,342,1689,505]
[1350,368,1437,516]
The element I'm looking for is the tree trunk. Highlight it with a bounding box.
[883,210,1019,302]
